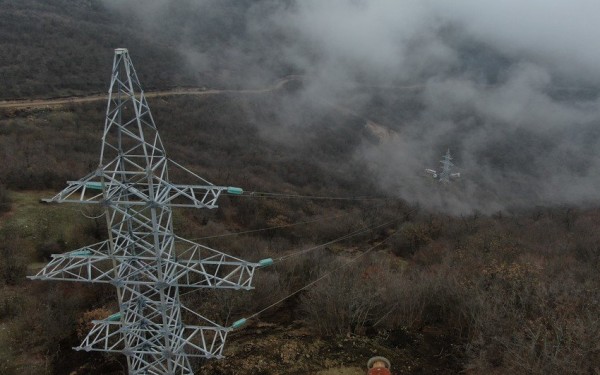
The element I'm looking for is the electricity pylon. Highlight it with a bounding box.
[29,48,267,374]
[438,149,457,183]
[425,149,461,183]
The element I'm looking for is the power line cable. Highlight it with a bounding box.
[188,212,347,241]
[226,190,394,202]
[237,227,401,325]
[273,217,400,263]
[79,209,105,219]
[179,216,403,300]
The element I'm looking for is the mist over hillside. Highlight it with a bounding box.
[2,3,600,375]
[100,0,600,213]
[2,0,600,213]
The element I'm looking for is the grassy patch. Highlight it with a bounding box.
[0,190,104,263]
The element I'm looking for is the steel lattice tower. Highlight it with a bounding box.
[438,149,456,183]
[29,48,266,374]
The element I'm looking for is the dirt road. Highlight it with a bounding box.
[0,76,428,111]
[0,76,302,110]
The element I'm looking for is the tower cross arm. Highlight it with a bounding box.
[41,177,242,209]
[27,241,116,283]
[40,171,107,204]
[29,238,267,290]
[160,158,245,208]
[167,256,259,289]
[169,237,263,289]
[77,319,230,359]
[157,184,229,209]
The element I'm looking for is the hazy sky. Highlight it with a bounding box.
[103,0,600,213]
[102,0,600,81]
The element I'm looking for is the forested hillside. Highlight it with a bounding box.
[0,0,295,100]
[0,0,179,98]
[1,1,600,374]
[1,85,599,375]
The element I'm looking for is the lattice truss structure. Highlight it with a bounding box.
[438,149,456,183]
[29,48,264,374]
[425,149,461,183]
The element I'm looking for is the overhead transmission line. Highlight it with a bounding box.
[180,210,414,328]
[65,153,408,334]
[188,212,348,241]
[189,196,397,242]
[272,217,400,263]
[179,215,401,299]
[226,190,394,202]
[227,225,403,330]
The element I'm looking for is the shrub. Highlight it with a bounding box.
[0,236,27,286]
[35,239,67,261]
[300,259,397,336]
[0,184,10,214]
[390,222,434,258]
[183,268,290,325]
[0,289,24,320]
[76,308,112,340]
[378,265,476,336]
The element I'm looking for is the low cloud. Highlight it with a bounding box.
[101,0,600,213]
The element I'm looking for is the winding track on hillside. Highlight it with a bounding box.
[0,76,424,110]
[1,77,593,112]
[0,76,310,110]
[0,75,417,144]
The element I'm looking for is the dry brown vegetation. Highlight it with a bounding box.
[2,1,599,374]
[1,92,599,375]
